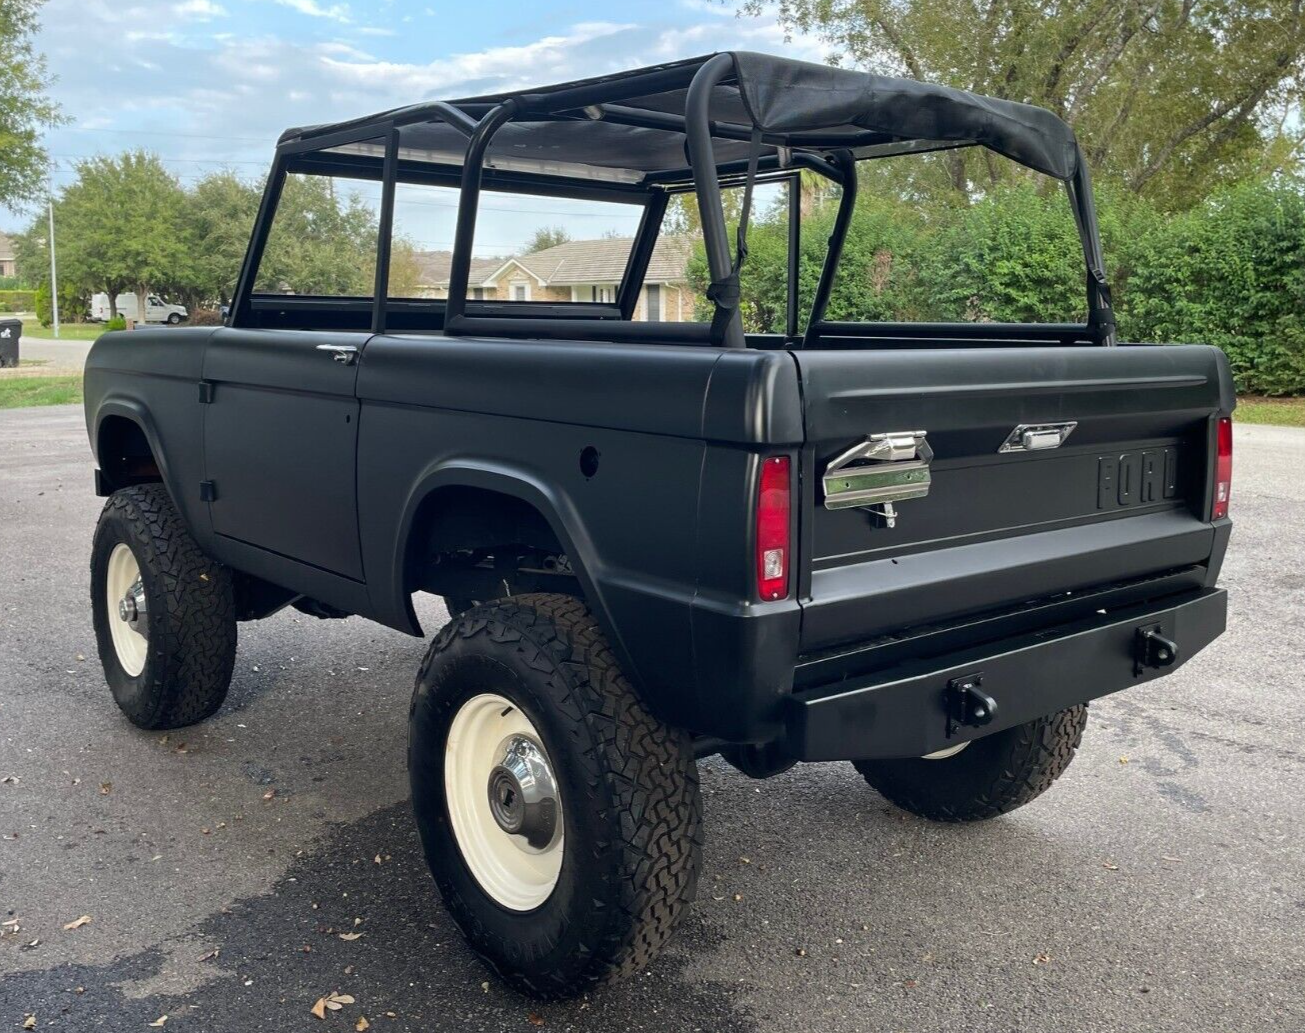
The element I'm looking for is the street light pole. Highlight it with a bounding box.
[47,198,60,339]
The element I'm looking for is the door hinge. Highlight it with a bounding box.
[198,381,215,403]
[199,480,217,502]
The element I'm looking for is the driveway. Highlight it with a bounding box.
[1,408,1302,1032]
[17,336,94,371]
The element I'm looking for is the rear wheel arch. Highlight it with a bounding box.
[395,466,610,635]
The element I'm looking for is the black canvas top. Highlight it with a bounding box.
[280,52,1081,183]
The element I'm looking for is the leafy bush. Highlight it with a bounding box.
[34,281,91,327]
[0,289,36,312]
[187,307,223,326]
[105,315,127,331]
[729,174,1305,393]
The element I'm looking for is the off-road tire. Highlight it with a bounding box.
[91,484,237,729]
[853,705,1088,822]
[409,593,702,998]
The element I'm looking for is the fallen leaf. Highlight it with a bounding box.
[311,998,328,1020]
[100,782,113,795]
[1102,862,1120,871]
[794,947,807,957]
[527,1012,545,1027]
[1,775,18,785]
[63,915,92,931]
[263,789,276,801]
[732,893,743,902]
[355,1020,370,1032]
[481,982,489,993]
[76,653,85,661]
[373,854,383,865]
[902,979,918,989]
[1119,755,1129,764]
[197,948,220,962]
[24,1016,36,1030]
[149,1016,168,1027]
[1033,953,1053,965]
[338,932,363,941]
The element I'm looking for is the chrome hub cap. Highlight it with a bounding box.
[106,544,149,677]
[486,735,560,850]
[445,694,564,910]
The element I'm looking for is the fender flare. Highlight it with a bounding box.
[92,398,180,503]
[388,460,633,673]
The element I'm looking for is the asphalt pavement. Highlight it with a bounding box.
[1,406,1302,1032]
[14,337,94,371]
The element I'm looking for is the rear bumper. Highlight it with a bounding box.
[787,587,1226,761]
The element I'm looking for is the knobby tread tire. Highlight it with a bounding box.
[409,592,702,999]
[853,705,1088,822]
[91,484,237,730]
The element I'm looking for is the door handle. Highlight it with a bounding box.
[316,344,358,366]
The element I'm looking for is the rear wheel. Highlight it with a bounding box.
[409,593,702,998]
[91,484,237,730]
[853,706,1088,822]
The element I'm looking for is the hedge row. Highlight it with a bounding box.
[0,289,36,313]
[724,176,1305,395]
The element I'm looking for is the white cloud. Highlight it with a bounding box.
[173,0,228,18]
[274,0,350,21]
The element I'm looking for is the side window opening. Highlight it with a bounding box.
[254,161,385,299]
[659,181,790,329]
[388,181,644,309]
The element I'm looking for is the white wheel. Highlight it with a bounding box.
[444,692,563,911]
[105,542,148,677]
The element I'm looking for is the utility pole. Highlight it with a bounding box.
[47,197,60,339]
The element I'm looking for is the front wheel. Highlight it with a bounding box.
[853,705,1088,822]
[166,312,182,324]
[409,593,702,998]
[91,484,237,729]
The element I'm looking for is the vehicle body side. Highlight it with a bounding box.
[85,328,807,742]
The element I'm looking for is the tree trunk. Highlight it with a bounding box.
[135,288,149,325]
[107,292,118,320]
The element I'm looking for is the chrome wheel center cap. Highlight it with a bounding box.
[117,578,147,633]
[487,735,559,850]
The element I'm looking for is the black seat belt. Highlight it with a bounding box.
[706,125,763,343]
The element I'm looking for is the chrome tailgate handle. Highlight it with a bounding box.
[822,431,933,527]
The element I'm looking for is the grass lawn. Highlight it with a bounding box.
[18,322,105,341]
[1236,396,1305,428]
[0,375,83,409]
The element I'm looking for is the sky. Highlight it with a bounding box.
[3,0,831,254]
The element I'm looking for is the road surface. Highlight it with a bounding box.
[1,407,1302,1032]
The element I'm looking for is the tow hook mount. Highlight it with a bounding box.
[1135,625,1179,674]
[944,673,997,738]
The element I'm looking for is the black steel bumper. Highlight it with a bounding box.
[787,587,1227,761]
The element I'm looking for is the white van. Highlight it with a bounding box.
[91,292,188,324]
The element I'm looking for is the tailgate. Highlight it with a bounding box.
[795,344,1233,652]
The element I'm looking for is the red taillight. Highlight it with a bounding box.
[1213,416,1233,520]
[756,456,791,601]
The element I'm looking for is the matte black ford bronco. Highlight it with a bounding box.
[84,53,1232,997]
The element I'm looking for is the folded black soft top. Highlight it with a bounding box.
[279,51,1081,183]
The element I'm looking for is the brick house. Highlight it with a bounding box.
[413,236,697,321]
[0,232,16,279]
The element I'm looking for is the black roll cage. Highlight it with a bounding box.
[230,54,1115,348]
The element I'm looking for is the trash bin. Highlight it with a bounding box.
[0,318,20,368]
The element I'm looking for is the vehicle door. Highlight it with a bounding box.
[201,327,366,580]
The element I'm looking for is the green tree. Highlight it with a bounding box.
[51,152,191,322]
[747,0,1305,207]
[524,225,570,252]
[0,0,63,210]
[182,170,262,307]
[256,174,378,296]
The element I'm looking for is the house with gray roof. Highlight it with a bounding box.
[412,235,698,321]
[0,232,16,279]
